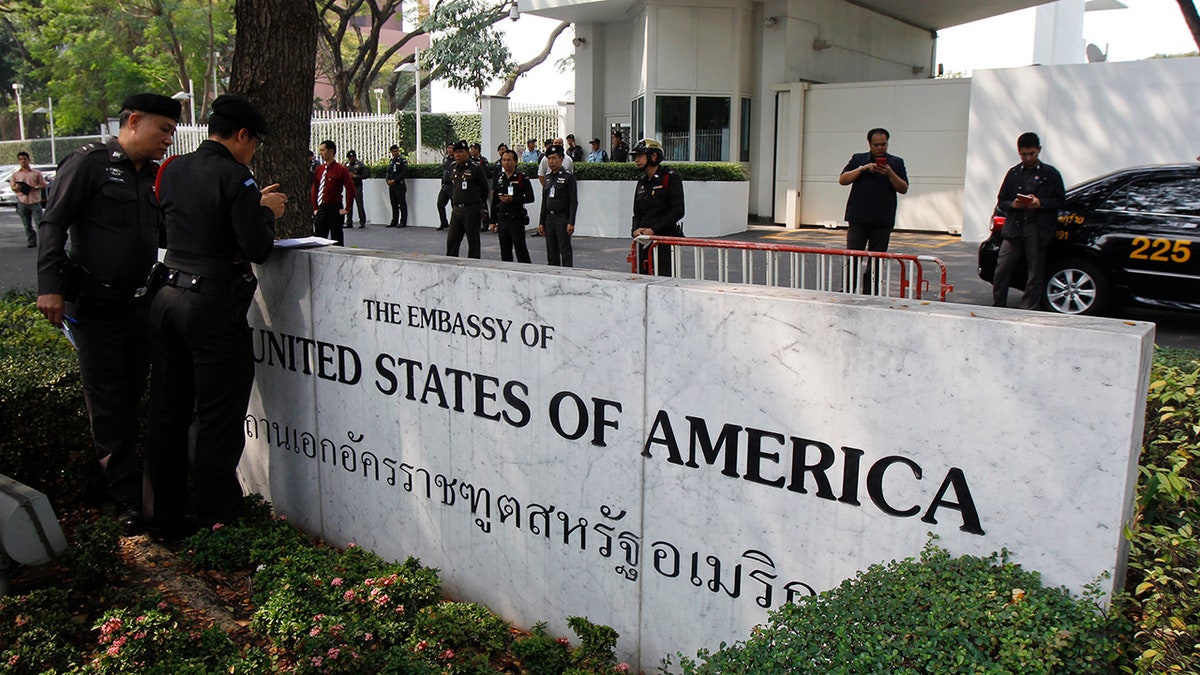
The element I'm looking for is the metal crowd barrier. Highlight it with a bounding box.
[627,235,953,301]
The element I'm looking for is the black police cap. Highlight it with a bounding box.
[452,140,469,151]
[121,93,182,121]
[546,144,565,157]
[589,138,600,144]
[347,150,357,157]
[211,94,270,137]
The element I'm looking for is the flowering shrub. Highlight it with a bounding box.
[406,602,513,674]
[87,605,269,674]
[0,589,79,674]
[674,542,1123,674]
[513,617,630,675]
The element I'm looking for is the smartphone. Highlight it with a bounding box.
[874,157,887,167]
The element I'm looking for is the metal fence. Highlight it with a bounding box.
[509,103,560,146]
[629,235,953,301]
[0,135,104,166]
[11,105,561,167]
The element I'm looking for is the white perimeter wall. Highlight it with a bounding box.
[241,247,1151,671]
[799,78,971,233]
[793,57,1200,240]
[962,57,1200,241]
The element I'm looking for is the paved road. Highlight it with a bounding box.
[3,206,1196,349]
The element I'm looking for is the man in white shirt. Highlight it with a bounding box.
[538,137,574,186]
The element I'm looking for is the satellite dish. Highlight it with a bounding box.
[1086,43,1108,63]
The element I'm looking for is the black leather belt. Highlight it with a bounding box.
[163,268,226,297]
[453,203,480,209]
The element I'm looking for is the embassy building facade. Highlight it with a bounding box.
[518,0,1062,227]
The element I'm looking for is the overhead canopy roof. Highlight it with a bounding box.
[521,0,1054,31]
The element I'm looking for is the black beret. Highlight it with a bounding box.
[546,144,565,157]
[121,93,182,121]
[452,140,469,151]
[210,94,270,136]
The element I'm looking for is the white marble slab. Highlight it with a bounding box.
[243,249,648,657]
[637,284,1152,663]
[240,249,1152,671]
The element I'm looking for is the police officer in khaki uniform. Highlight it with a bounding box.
[146,94,286,537]
[631,138,685,276]
[36,93,181,530]
[445,140,490,258]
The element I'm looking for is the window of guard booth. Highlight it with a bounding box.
[657,95,691,161]
[631,97,645,145]
[740,97,751,162]
[696,96,730,162]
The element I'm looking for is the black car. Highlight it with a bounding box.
[978,164,1200,315]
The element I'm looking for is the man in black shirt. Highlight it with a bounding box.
[631,138,684,276]
[436,142,455,230]
[345,150,369,228]
[992,132,1066,309]
[538,144,578,267]
[147,94,286,535]
[838,127,909,253]
[445,140,489,258]
[385,144,408,228]
[611,132,630,163]
[36,93,181,530]
[490,149,535,263]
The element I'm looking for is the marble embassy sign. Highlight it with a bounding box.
[239,247,1153,669]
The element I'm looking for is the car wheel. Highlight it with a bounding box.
[1044,257,1109,316]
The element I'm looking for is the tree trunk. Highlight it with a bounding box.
[493,21,571,97]
[229,0,319,238]
[1177,0,1200,50]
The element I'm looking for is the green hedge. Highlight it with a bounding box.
[676,541,1123,674]
[369,161,747,182]
[0,291,91,498]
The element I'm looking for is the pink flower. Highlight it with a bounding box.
[157,602,168,610]
[557,637,570,646]
[374,594,391,606]
[327,647,341,659]
[133,631,147,640]
[347,542,357,548]
[310,656,323,667]
[415,640,427,651]
[112,637,127,649]
[441,649,455,660]
[100,617,123,636]
[309,626,322,637]
[616,663,630,672]
[6,655,18,666]
[313,614,326,622]
[331,577,343,586]
[343,590,356,601]
[277,514,287,521]
[363,633,373,642]
[212,523,224,531]
[106,645,121,657]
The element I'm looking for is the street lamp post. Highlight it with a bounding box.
[396,49,423,162]
[373,87,384,116]
[172,79,196,125]
[33,99,55,164]
[11,83,25,141]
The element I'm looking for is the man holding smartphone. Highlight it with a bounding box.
[991,132,1066,310]
[838,127,909,254]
